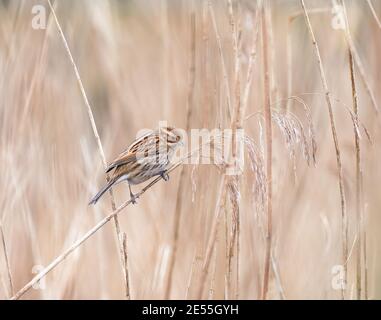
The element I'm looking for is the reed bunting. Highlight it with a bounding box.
[89,126,183,205]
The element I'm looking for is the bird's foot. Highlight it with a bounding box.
[161,171,170,181]
[130,192,137,204]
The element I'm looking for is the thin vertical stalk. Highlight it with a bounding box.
[261,0,273,300]
[227,0,241,300]
[0,224,14,297]
[366,0,381,29]
[47,0,130,299]
[340,0,363,300]
[11,161,184,300]
[161,0,170,118]
[349,42,362,301]
[121,232,131,299]
[208,0,233,120]
[286,17,292,111]
[208,246,218,299]
[164,5,196,299]
[363,222,368,299]
[197,176,228,299]
[266,4,278,104]
[300,0,347,299]
[336,2,379,115]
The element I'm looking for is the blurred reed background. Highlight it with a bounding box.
[0,0,380,299]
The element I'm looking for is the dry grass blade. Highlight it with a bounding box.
[120,232,131,299]
[261,0,273,300]
[46,0,130,299]
[208,0,232,120]
[164,3,196,299]
[2,0,380,301]
[227,0,242,300]
[300,0,347,299]
[366,0,381,29]
[339,0,364,300]
[10,160,184,300]
[197,175,228,299]
[0,224,14,297]
[286,7,331,111]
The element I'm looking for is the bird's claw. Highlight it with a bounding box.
[130,193,137,204]
[161,171,170,181]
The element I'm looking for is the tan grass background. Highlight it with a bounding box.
[0,0,380,299]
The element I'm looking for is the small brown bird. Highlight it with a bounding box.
[89,126,183,205]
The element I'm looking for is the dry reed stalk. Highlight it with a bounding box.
[285,41,291,111]
[20,8,53,130]
[226,0,241,299]
[121,232,131,299]
[0,224,13,297]
[286,8,331,111]
[333,2,379,115]
[208,0,233,120]
[185,250,198,299]
[363,221,368,300]
[351,59,362,298]
[227,0,262,300]
[286,4,380,115]
[161,0,171,118]
[261,0,273,301]
[241,8,260,118]
[235,211,240,300]
[224,194,230,299]
[238,5,287,299]
[265,4,278,104]
[366,0,381,29]
[11,160,184,300]
[289,7,331,22]
[201,0,211,127]
[46,0,130,299]
[164,5,196,299]
[196,175,228,299]
[195,0,244,300]
[208,246,218,299]
[340,0,363,300]
[271,250,285,299]
[300,0,347,299]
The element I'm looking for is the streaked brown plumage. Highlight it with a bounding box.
[89,126,183,205]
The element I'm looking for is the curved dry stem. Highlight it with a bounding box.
[366,0,381,29]
[10,158,185,300]
[164,4,196,299]
[340,0,365,299]
[261,0,273,300]
[0,224,14,297]
[300,0,347,299]
[47,0,130,299]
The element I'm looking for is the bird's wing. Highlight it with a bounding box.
[106,150,137,173]
[106,131,158,173]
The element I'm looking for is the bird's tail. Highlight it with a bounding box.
[89,178,117,205]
